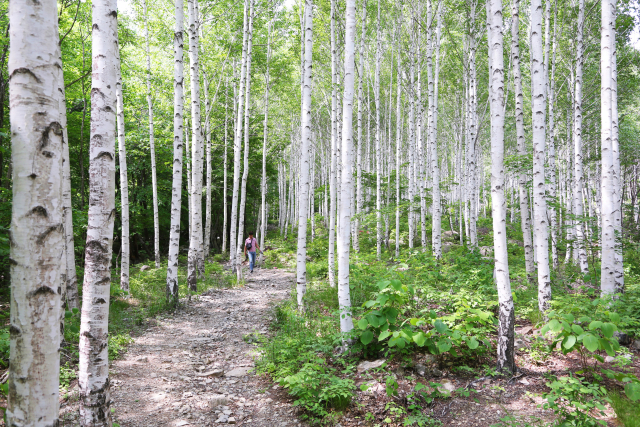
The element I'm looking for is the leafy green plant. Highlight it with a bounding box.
[541,375,609,427]
[608,391,640,427]
[541,309,621,368]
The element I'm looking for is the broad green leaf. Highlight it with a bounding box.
[562,314,575,323]
[377,280,391,290]
[583,334,599,352]
[364,300,376,308]
[467,338,479,349]
[413,332,427,347]
[390,280,402,291]
[65,311,73,319]
[571,324,584,335]
[366,314,379,327]
[72,307,79,315]
[601,322,616,338]
[624,382,640,402]
[563,335,577,350]
[360,330,374,345]
[579,316,591,323]
[69,325,80,334]
[378,330,391,341]
[437,340,452,353]
[357,318,369,330]
[385,307,399,323]
[588,320,603,331]
[396,338,406,349]
[593,354,605,363]
[609,312,620,323]
[599,339,614,357]
[434,320,448,333]
[548,319,562,333]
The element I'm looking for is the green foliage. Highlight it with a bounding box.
[608,391,640,427]
[0,328,9,368]
[541,308,622,368]
[541,374,609,427]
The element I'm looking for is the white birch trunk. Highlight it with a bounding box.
[375,0,382,260]
[236,0,255,283]
[531,0,551,313]
[261,23,271,252]
[547,1,559,269]
[338,0,356,334]
[166,0,184,305]
[328,0,338,287]
[510,0,534,278]
[204,72,212,256]
[573,0,589,273]
[395,22,402,258]
[115,45,130,295]
[431,3,443,259]
[7,0,64,421]
[79,0,118,420]
[297,0,313,305]
[354,1,366,254]
[487,0,516,373]
[222,86,229,254]
[143,0,161,269]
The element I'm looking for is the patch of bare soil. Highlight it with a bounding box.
[59,266,308,427]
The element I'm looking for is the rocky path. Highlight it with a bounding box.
[107,267,306,427]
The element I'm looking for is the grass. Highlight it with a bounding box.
[609,391,640,427]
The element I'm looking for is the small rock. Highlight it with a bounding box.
[175,421,190,427]
[605,356,616,363]
[614,331,631,346]
[140,265,151,271]
[209,394,229,408]
[225,367,252,377]
[357,359,386,373]
[423,354,437,364]
[215,414,229,423]
[631,340,640,351]
[415,364,427,377]
[198,370,224,377]
[137,357,149,363]
[228,417,236,424]
[437,381,456,395]
[432,368,443,377]
[518,378,530,385]
[150,373,158,378]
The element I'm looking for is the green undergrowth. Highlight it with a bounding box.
[257,218,640,425]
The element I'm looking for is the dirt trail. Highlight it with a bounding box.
[105,267,304,427]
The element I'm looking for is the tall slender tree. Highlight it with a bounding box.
[115,44,130,295]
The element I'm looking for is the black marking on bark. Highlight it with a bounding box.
[36,224,63,245]
[86,239,108,254]
[81,331,94,339]
[103,105,114,113]
[28,286,56,298]
[8,258,17,266]
[9,325,21,336]
[93,24,99,31]
[93,298,107,305]
[10,68,41,83]
[29,206,48,217]
[96,151,113,161]
[109,10,118,17]
[38,122,63,152]
[28,173,37,179]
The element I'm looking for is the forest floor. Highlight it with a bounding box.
[58,264,309,427]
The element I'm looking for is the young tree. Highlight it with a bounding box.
[375,0,382,260]
[487,0,516,373]
[143,0,161,268]
[7,0,65,422]
[167,0,185,305]
[78,0,118,421]
[115,43,130,295]
[338,0,357,334]
[261,22,272,252]
[297,0,313,306]
[187,0,204,292]
[530,0,551,313]
[328,0,338,287]
[510,0,534,279]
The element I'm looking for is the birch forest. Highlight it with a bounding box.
[2,0,640,424]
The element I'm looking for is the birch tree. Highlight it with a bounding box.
[7,0,64,421]
[143,0,161,268]
[328,0,338,287]
[487,0,516,373]
[261,22,272,252]
[167,0,185,305]
[338,0,356,334]
[115,44,130,295]
[530,0,551,313]
[78,0,118,420]
[375,0,382,260]
[297,0,313,306]
[510,0,534,278]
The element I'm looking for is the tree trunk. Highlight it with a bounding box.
[547,0,558,269]
[115,45,130,296]
[375,0,382,260]
[166,0,184,306]
[143,0,161,269]
[510,0,534,278]
[338,0,356,334]
[7,0,65,421]
[354,0,367,255]
[78,0,118,421]
[261,23,271,252]
[328,0,338,287]
[531,0,551,314]
[487,0,516,374]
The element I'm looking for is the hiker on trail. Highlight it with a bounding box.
[243,231,262,273]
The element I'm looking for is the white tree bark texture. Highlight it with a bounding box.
[261,23,272,253]
[78,0,118,421]
[187,0,204,293]
[236,0,254,284]
[328,0,338,287]
[296,0,313,306]
[338,0,356,334]
[7,0,65,421]
[166,0,184,306]
[115,44,130,296]
[530,0,552,314]
[143,0,161,269]
[487,0,516,374]
[354,0,366,254]
[510,0,535,279]
[375,0,382,260]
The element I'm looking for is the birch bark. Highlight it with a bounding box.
[143,0,161,268]
[531,0,551,313]
[261,23,271,252]
[338,0,356,334]
[115,45,130,295]
[487,0,516,373]
[375,0,382,260]
[166,0,184,305]
[78,0,118,420]
[328,0,338,287]
[297,0,313,306]
[7,0,64,421]
[354,0,367,254]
